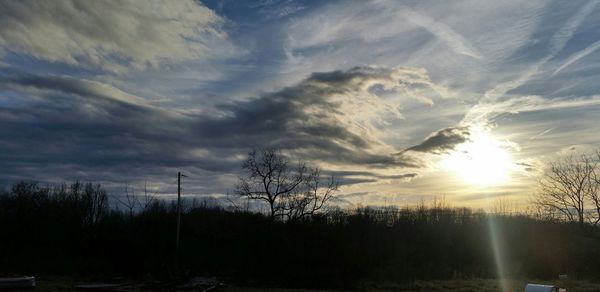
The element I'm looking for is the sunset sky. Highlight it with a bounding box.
[2,0,600,208]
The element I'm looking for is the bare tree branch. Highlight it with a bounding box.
[234,148,338,221]
[534,152,600,227]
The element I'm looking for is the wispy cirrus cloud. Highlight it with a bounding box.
[477,0,598,106]
[400,6,483,60]
[552,40,600,76]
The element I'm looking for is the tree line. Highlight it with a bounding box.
[2,148,600,288]
[2,181,600,288]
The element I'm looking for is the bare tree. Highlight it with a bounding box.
[282,167,338,222]
[589,150,600,226]
[115,185,140,218]
[141,180,158,212]
[70,182,108,230]
[235,148,338,221]
[490,197,515,215]
[534,153,600,226]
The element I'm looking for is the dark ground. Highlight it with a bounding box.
[27,276,600,292]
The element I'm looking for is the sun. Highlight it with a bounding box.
[440,126,514,187]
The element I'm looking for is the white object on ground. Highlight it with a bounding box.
[0,276,36,289]
[525,283,559,292]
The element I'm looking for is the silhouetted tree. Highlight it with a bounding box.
[534,152,600,226]
[235,148,338,221]
[115,185,140,218]
[67,181,109,230]
[141,181,158,212]
[589,151,600,226]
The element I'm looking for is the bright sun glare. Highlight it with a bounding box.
[441,126,514,187]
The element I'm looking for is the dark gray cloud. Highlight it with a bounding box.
[188,66,420,168]
[324,170,418,186]
[0,72,242,196]
[380,173,418,180]
[516,162,536,172]
[336,192,371,200]
[0,66,426,194]
[402,126,471,154]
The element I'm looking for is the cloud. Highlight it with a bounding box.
[0,0,231,72]
[480,0,598,104]
[194,66,442,168]
[400,6,483,60]
[0,65,446,195]
[0,72,244,195]
[516,162,536,173]
[402,126,470,154]
[280,0,546,89]
[4,0,600,206]
[463,94,600,124]
[552,39,600,76]
[285,1,482,60]
[0,74,148,105]
[325,170,418,187]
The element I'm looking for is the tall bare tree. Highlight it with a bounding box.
[66,182,109,230]
[235,148,338,221]
[589,151,600,226]
[115,185,140,218]
[115,181,159,217]
[141,181,158,212]
[534,152,600,226]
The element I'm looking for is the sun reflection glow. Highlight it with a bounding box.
[441,126,514,187]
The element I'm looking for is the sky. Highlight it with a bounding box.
[1,0,600,208]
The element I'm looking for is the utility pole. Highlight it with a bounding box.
[175,171,185,271]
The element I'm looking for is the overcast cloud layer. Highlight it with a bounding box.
[1,0,600,207]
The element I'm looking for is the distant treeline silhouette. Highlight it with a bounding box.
[1,181,600,288]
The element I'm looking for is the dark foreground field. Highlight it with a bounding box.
[28,277,600,292]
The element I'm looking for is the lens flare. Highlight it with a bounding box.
[488,215,509,292]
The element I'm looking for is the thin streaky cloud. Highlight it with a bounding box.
[469,1,598,124]
[400,6,483,60]
[552,39,600,76]
[549,0,598,52]
[529,127,555,140]
[465,94,600,125]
